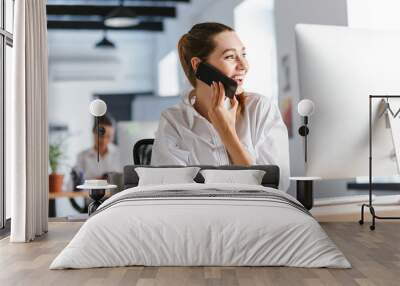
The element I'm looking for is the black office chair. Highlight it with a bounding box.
[133,138,154,165]
[69,169,88,213]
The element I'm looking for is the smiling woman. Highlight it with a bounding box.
[151,22,290,191]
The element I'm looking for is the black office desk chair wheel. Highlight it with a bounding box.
[133,138,154,165]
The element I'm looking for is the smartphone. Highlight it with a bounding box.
[195,62,238,99]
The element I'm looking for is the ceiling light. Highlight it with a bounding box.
[104,0,140,28]
[95,30,116,49]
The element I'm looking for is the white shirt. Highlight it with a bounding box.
[151,92,290,191]
[74,143,121,180]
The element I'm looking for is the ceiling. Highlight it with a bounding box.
[47,0,190,32]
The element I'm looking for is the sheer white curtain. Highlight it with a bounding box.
[9,0,48,242]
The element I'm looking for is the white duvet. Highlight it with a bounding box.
[50,183,351,269]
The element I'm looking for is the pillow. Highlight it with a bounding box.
[135,167,200,186]
[200,169,266,185]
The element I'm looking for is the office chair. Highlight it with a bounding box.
[70,169,88,214]
[133,138,154,165]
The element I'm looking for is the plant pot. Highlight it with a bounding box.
[49,173,64,193]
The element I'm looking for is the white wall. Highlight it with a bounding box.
[234,0,277,98]
[158,50,180,96]
[348,0,400,29]
[274,0,348,197]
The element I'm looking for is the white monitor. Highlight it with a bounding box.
[295,24,400,179]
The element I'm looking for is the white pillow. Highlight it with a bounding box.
[135,167,200,186]
[200,169,266,185]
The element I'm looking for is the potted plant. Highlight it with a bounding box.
[49,142,64,193]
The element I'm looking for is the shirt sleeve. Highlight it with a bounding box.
[151,113,191,166]
[253,97,290,191]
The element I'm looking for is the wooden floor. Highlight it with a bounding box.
[1,221,400,286]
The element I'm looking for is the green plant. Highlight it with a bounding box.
[49,143,63,173]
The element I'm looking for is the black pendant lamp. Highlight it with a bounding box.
[95,30,116,49]
[104,0,140,28]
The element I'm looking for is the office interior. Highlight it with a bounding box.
[41,0,400,218]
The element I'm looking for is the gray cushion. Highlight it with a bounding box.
[123,165,280,189]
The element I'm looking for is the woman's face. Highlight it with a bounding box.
[93,125,113,154]
[206,31,249,92]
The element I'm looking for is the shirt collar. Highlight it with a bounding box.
[88,143,116,158]
[181,90,204,130]
[181,90,233,130]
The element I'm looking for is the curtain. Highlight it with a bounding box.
[9,0,48,242]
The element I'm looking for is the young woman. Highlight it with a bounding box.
[151,22,290,191]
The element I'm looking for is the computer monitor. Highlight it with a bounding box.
[295,24,400,179]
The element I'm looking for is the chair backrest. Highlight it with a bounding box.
[133,138,154,165]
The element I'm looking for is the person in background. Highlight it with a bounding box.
[151,22,290,191]
[72,115,121,184]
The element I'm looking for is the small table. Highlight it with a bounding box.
[77,184,117,215]
[290,177,321,210]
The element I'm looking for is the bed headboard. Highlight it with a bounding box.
[123,165,280,189]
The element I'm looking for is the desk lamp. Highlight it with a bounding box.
[297,99,315,162]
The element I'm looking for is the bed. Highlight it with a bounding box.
[50,165,350,269]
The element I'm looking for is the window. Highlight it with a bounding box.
[234,0,277,98]
[157,50,179,97]
[1,0,13,230]
[5,0,12,33]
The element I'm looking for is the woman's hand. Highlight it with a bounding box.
[208,81,238,137]
[208,82,253,165]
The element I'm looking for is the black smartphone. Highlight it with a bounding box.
[195,62,238,99]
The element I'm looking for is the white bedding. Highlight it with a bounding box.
[50,183,351,269]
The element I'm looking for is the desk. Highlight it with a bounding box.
[48,190,112,217]
[347,182,400,191]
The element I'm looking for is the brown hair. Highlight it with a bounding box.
[92,115,113,133]
[177,22,247,116]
